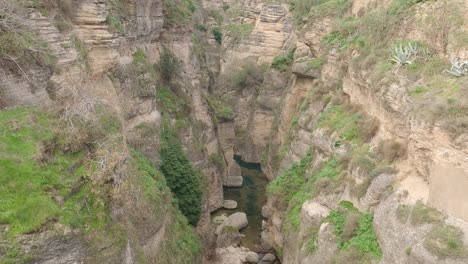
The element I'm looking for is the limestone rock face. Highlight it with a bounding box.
[74,0,119,75]
[212,246,251,264]
[216,225,241,248]
[292,61,321,79]
[301,201,330,228]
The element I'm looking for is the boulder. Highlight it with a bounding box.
[223,200,238,209]
[216,225,241,248]
[292,61,321,79]
[246,251,259,263]
[301,201,330,228]
[213,214,228,225]
[262,253,276,262]
[226,212,248,230]
[262,205,273,218]
[225,176,243,187]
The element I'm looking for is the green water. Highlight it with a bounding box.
[214,157,269,249]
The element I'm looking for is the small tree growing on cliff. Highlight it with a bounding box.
[157,47,180,82]
[159,126,202,226]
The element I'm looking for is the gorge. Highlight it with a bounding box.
[0,0,468,264]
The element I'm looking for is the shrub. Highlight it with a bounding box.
[210,10,224,24]
[157,48,180,82]
[160,127,202,226]
[212,27,223,44]
[230,60,265,90]
[194,24,207,31]
[206,96,234,121]
[376,140,406,163]
[162,0,195,28]
[226,23,254,43]
[107,15,125,34]
[272,48,296,71]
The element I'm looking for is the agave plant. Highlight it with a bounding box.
[391,43,419,66]
[445,58,468,77]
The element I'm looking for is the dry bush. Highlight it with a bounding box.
[227,60,266,91]
[0,0,56,78]
[317,177,331,190]
[357,115,379,142]
[343,212,361,241]
[377,140,407,163]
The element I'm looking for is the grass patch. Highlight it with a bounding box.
[268,154,344,231]
[317,104,359,142]
[226,23,254,43]
[107,15,125,34]
[206,96,234,122]
[424,224,468,259]
[0,108,89,237]
[306,58,325,68]
[272,48,296,71]
[323,201,382,262]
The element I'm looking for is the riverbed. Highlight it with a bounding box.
[213,157,269,249]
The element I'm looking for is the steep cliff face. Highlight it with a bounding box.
[205,0,468,263]
[0,0,225,263]
[1,0,468,263]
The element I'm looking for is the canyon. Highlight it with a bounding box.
[0,0,467,264]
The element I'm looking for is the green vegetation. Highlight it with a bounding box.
[157,48,180,82]
[156,86,189,118]
[307,228,319,254]
[289,0,351,26]
[424,224,468,259]
[107,15,125,34]
[226,23,254,43]
[158,210,201,263]
[268,153,344,231]
[206,95,234,121]
[110,49,158,98]
[323,201,382,262]
[267,152,313,205]
[318,104,356,142]
[0,108,89,237]
[133,49,147,64]
[194,24,207,31]
[73,37,89,66]
[160,126,202,226]
[209,10,224,24]
[272,48,296,71]
[307,0,467,136]
[130,150,201,264]
[162,0,196,28]
[212,27,223,44]
[306,58,325,68]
